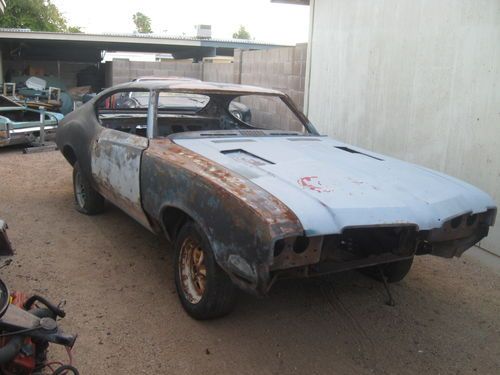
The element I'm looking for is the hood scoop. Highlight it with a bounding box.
[335,146,383,161]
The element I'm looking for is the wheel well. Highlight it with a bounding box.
[161,207,192,242]
[62,145,77,166]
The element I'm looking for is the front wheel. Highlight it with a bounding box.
[174,221,237,319]
[73,162,105,215]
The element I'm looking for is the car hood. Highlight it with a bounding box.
[173,136,496,235]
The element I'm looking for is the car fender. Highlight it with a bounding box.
[141,138,303,294]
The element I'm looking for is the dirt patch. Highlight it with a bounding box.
[0,147,499,374]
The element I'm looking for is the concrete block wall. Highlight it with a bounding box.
[240,43,307,110]
[202,62,235,84]
[238,44,307,130]
[109,59,202,86]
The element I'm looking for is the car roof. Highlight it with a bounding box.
[132,76,201,82]
[102,79,284,96]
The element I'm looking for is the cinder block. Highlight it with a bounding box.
[130,61,145,70]
[113,76,130,85]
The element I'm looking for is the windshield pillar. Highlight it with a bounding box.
[147,90,159,139]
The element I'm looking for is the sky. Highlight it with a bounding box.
[51,0,310,45]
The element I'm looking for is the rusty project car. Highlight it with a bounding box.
[56,80,496,319]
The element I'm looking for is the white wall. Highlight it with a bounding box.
[306,0,500,255]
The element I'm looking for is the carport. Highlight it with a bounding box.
[0,28,283,91]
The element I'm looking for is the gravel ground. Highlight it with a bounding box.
[0,147,499,374]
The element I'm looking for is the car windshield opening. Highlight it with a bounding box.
[229,94,306,133]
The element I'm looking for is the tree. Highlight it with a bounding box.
[0,0,80,32]
[133,12,152,34]
[67,25,82,33]
[232,25,251,40]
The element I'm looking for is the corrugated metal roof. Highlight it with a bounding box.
[0,28,288,47]
[270,0,309,5]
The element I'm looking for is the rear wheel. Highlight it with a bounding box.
[73,162,105,215]
[174,221,237,319]
[362,257,414,283]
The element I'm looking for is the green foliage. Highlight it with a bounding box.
[0,0,80,32]
[232,25,251,40]
[132,12,152,33]
[67,25,82,33]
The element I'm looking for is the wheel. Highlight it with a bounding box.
[72,162,105,215]
[361,257,414,283]
[174,221,237,319]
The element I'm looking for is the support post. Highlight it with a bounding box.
[39,107,46,145]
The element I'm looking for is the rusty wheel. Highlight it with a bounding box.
[178,237,207,304]
[174,221,237,319]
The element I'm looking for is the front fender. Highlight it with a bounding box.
[141,139,303,294]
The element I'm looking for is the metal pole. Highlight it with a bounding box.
[39,106,46,145]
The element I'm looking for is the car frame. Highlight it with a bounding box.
[56,79,496,319]
[0,95,63,147]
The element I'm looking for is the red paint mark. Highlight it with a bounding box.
[297,176,332,193]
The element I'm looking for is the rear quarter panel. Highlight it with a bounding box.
[56,101,100,182]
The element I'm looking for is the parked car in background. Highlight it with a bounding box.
[56,79,496,319]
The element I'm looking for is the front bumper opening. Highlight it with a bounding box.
[269,208,496,279]
[270,225,418,276]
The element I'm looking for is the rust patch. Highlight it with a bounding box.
[297,176,333,193]
[147,138,302,238]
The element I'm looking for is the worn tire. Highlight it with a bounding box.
[361,257,414,283]
[72,162,105,215]
[174,221,237,320]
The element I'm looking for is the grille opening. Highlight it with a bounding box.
[322,226,417,262]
